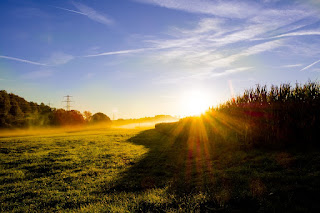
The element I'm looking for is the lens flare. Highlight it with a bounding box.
[180,89,211,116]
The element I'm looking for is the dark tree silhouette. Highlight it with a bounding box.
[91,112,111,124]
[52,109,85,126]
[0,90,85,128]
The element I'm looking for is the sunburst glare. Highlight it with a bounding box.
[180,89,211,116]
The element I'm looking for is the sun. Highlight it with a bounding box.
[180,89,211,116]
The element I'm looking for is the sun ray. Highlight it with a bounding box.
[180,89,211,116]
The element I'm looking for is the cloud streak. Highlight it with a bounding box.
[256,30,320,40]
[0,55,47,66]
[83,48,153,57]
[281,64,303,68]
[72,2,113,25]
[134,0,259,18]
[51,6,86,15]
[275,30,320,38]
[210,67,253,78]
[0,52,74,66]
[52,2,113,25]
[300,59,320,71]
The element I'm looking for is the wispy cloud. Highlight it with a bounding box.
[169,18,224,36]
[0,53,74,66]
[51,5,87,15]
[78,0,317,85]
[200,40,282,69]
[72,2,113,25]
[83,48,152,57]
[257,30,320,40]
[127,4,312,84]
[52,2,113,25]
[210,67,253,78]
[140,5,308,70]
[44,52,74,65]
[0,55,47,66]
[242,40,282,56]
[134,0,259,18]
[51,0,319,81]
[281,64,303,68]
[147,32,283,70]
[300,59,320,71]
[155,66,253,84]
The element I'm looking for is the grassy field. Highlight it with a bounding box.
[1,126,320,212]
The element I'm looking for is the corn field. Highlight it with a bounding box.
[204,81,320,148]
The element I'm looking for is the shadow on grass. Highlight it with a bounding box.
[109,128,182,192]
[109,121,239,193]
[105,124,320,212]
[105,127,262,211]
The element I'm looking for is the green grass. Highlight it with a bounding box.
[1,127,320,212]
[0,128,148,212]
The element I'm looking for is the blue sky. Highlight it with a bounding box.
[1,0,320,118]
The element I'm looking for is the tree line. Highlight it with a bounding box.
[0,90,111,128]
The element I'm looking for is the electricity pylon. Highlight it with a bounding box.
[63,95,73,111]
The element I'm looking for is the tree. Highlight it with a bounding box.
[83,111,92,123]
[52,109,85,126]
[0,91,11,127]
[9,98,25,127]
[91,112,111,124]
[69,110,85,125]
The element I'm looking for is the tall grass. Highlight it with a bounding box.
[204,81,320,149]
